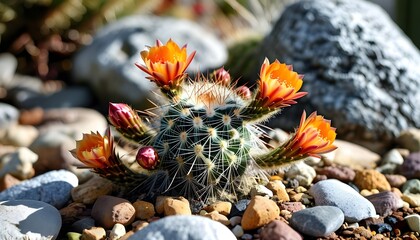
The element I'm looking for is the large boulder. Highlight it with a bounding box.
[258,0,420,151]
[72,15,227,110]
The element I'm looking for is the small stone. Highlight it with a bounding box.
[309,179,376,222]
[155,195,169,215]
[332,140,381,170]
[71,217,96,233]
[81,227,106,240]
[71,175,114,204]
[401,179,420,194]
[18,107,44,126]
[266,180,290,202]
[284,162,316,187]
[133,200,156,220]
[369,223,393,234]
[203,211,230,226]
[203,201,232,216]
[0,147,38,180]
[0,103,19,128]
[241,196,280,230]
[0,124,39,147]
[229,216,242,226]
[401,193,420,207]
[316,165,356,182]
[385,174,407,188]
[129,215,236,240]
[365,191,402,216]
[279,202,305,213]
[250,184,273,198]
[241,233,253,240]
[382,149,405,165]
[67,232,82,240]
[132,220,149,231]
[290,206,344,237]
[404,214,420,232]
[399,152,420,179]
[91,195,136,229]
[259,220,303,240]
[231,225,244,237]
[353,226,373,239]
[0,173,21,191]
[397,129,420,152]
[230,199,250,217]
[163,196,191,216]
[353,169,391,192]
[60,202,87,225]
[109,223,126,240]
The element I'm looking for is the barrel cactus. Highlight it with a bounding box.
[73,39,337,202]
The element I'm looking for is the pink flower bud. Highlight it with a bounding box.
[236,86,252,100]
[214,67,231,86]
[136,146,159,170]
[108,102,142,130]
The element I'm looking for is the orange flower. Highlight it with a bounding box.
[74,128,113,169]
[135,39,196,90]
[255,58,306,108]
[284,111,337,158]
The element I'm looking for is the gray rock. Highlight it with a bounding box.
[290,206,344,237]
[73,15,227,109]
[258,0,420,148]
[128,215,236,240]
[0,199,61,240]
[0,53,17,86]
[401,179,420,195]
[309,179,376,222]
[365,191,402,216]
[0,170,78,208]
[0,103,19,128]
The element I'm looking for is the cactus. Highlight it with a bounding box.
[73,39,337,203]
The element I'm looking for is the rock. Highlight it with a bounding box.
[259,220,303,240]
[110,223,127,240]
[163,196,191,216]
[18,107,44,126]
[132,220,149,232]
[353,169,391,192]
[241,196,280,230]
[229,216,242,226]
[72,15,227,109]
[81,227,106,240]
[365,191,402,216]
[290,206,344,237]
[250,184,273,198]
[128,215,236,240]
[59,202,87,225]
[259,0,420,150]
[0,147,38,180]
[0,123,39,147]
[279,202,305,213]
[397,129,420,152]
[203,201,232,216]
[0,53,17,86]
[231,225,244,238]
[0,173,21,191]
[384,174,407,188]
[401,193,420,207]
[0,199,61,239]
[284,162,316,187]
[203,211,230,226]
[331,140,381,170]
[0,103,19,128]
[230,199,250,217]
[155,195,169,215]
[266,180,290,202]
[404,214,420,233]
[309,179,376,222]
[381,149,405,165]
[401,179,420,194]
[0,169,78,208]
[91,195,136,229]
[71,175,114,205]
[398,152,420,179]
[71,217,96,233]
[316,165,355,182]
[133,200,156,220]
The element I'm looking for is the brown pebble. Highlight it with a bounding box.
[203,211,230,225]
[163,196,191,216]
[133,200,155,220]
[19,107,44,126]
[259,220,303,240]
[203,201,232,216]
[354,169,391,192]
[91,195,136,229]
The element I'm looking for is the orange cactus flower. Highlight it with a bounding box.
[284,111,337,158]
[135,39,196,90]
[255,58,307,108]
[74,128,113,169]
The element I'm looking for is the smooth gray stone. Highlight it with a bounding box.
[0,199,62,240]
[290,206,344,237]
[129,215,236,240]
[0,103,19,128]
[0,170,78,209]
[309,179,376,222]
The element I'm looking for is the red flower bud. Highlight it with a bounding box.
[136,146,159,170]
[214,67,231,86]
[236,86,252,100]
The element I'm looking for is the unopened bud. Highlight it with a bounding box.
[136,146,159,170]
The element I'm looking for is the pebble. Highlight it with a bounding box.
[279,201,305,213]
[163,196,191,216]
[91,195,136,229]
[0,123,39,147]
[71,217,96,233]
[404,214,420,232]
[241,195,280,230]
[266,180,290,202]
[203,210,230,226]
[401,193,420,207]
[18,107,44,126]
[0,173,21,191]
[381,148,405,165]
[81,227,106,240]
[0,103,19,128]
[0,200,61,239]
[309,179,376,222]
[259,220,303,240]
[353,169,391,192]
[231,225,244,237]
[110,223,127,240]
[399,152,420,179]
[71,175,114,204]
[230,199,251,217]
[229,216,242,226]
[284,162,316,187]
[0,169,78,208]
[396,129,420,152]
[128,215,236,240]
[60,202,87,225]
[0,53,17,86]
[0,147,38,180]
[290,206,344,237]
[385,174,407,188]
[133,200,156,220]
[401,179,420,194]
[250,184,273,198]
[203,201,232,216]
[369,222,393,234]
[365,191,402,216]
[332,140,381,170]
[316,165,356,182]
[154,195,168,215]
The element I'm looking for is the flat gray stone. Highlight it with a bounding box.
[0,170,78,209]
[0,199,61,240]
[290,206,344,237]
[129,215,236,240]
[309,179,376,222]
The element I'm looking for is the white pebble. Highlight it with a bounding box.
[109,223,126,240]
